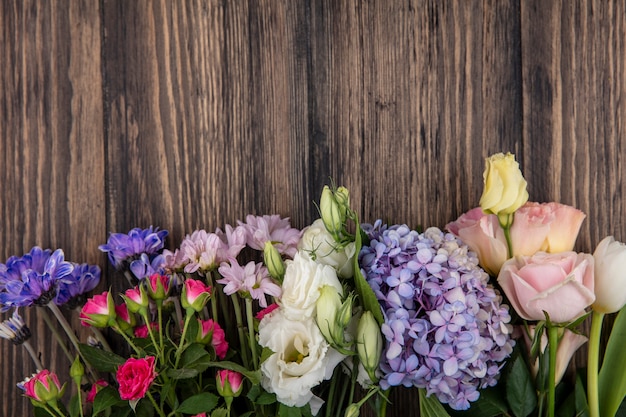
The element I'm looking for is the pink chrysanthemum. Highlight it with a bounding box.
[238,215,301,258]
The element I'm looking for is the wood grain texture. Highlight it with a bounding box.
[0,1,104,415]
[0,1,625,415]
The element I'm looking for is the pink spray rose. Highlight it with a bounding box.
[116,356,158,401]
[497,251,595,323]
[87,379,108,403]
[134,322,159,338]
[21,369,65,403]
[145,273,170,301]
[181,278,212,312]
[79,291,116,328]
[216,369,243,397]
[197,319,229,359]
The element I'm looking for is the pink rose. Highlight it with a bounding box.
[181,279,212,312]
[498,252,595,323]
[21,370,64,403]
[196,319,229,359]
[216,369,243,397]
[87,379,108,403]
[134,322,159,338]
[445,207,509,276]
[446,203,586,276]
[146,274,170,301]
[122,286,149,313]
[116,356,158,400]
[80,291,116,328]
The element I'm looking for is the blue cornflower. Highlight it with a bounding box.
[0,248,74,311]
[360,224,514,411]
[0,310,31,345]
[129,253,166,280]
[98,226,168,269]
[55,263,101,308]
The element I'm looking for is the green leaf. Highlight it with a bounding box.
[419,388,451,417]
[207,360,261,384]
[255,390,278,405]
[278,404,303,417]
[575,374,590,417]
[176,392,219,414]
[506,354,537,417]
[135,398,154,417]
[68,393,80,417]
[599,307,626,417]
[185,316,200,343]
[78,343,126,372]
[93,386,124,415]
[447,386,509,417]
[353,222,384,325]
[211,408,229,417]
[167,367,200,379]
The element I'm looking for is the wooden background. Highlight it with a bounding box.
[1,0,625,415]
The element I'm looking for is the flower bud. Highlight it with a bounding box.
[320,185,343,236]
[21,370,65,405]
[79,291,117,328]
[479,152,528,223]
[316,285,342,343]
[264,241,285,281]
[344,403,360,417]
[337,294,354,330]
[216,369,243,398]
[145,273,170,301]
[69,356,84,385]
[335,186,350,218]
[356,311,382,382]
[181,278,212,313]
[593,236,626,313]
[115,304,136,335]
[121,286,150,315]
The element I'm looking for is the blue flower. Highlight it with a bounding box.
[0,310,31,345]
[359,224,514,411]
[0,248,74,311]
[129,253,166,280]
[99,226,168,269]
[55,263,101,307]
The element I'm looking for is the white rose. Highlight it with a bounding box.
[298,219,356,278]
[280,250,343,320]
[258,309,344,414]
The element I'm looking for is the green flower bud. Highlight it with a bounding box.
[344,403,360,417]
[357,311,382,382]
[264,241,285,281]
[316,285,342,343]
[69,356,84,385]
[335,186,350,218]
[320,185,343,236]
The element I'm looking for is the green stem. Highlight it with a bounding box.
[76,385,84,417]
[588,311,605,417]
[113,324,142,355]
[207,271,220,321]
[39,306,75,364]
[44,403,66,417]
[47,303,98,381]
[147,390,167,417]
[245,297,258,369]
[23,340,44,371]
[157,300,165,356]
[174,313,193,368]
[547,324,558,417]
[325,367,339,417]
[231,295,249,369]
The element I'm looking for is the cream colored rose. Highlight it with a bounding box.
[258,309,344,414]
[279,251,343,321]
[479,152,529,216]
[298,219,356,278]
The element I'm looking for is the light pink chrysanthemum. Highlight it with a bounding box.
[217,260,281,307]
[238,215,302,258]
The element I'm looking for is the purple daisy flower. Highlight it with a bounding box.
[98,226,168,269]
[55,263,101,308]
[359,224,514,411]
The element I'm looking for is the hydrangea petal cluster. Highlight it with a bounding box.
[238,215,301,258]
[98,226,168,270]
[0,247,92,311]
[359,223,514,410]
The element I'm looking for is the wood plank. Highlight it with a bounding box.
[0,1,105,415]
[521,0,626,371]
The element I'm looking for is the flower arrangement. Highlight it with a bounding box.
[2,156,626,417]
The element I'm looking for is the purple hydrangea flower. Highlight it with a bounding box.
[98,226,168,269]
[359,223,514,410]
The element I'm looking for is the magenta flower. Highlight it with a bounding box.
[86,379,108,403]
[181,279,212,312]
[121,286,149,314]
[116,356,158,401]
[196,318,229,359]
[238,215,302,258]
[216,369,243,397]
[145,274,170,301]
[20,370,65,404]
[255,303,279,320]
[79,291,116,328]
[134,322,159,338]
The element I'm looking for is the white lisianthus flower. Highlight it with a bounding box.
[280,251,343,321]
[258,309,345,414]
[298,219,356,278]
